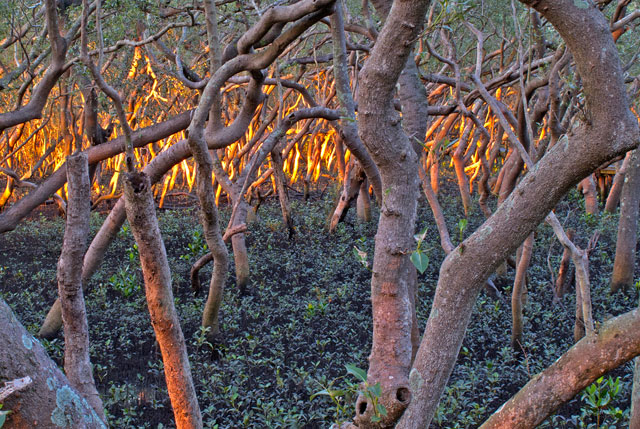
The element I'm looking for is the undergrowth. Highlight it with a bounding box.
[0,184,638,428]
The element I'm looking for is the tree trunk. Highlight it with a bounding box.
[574,272,585,343]
[38,78,264,338]
[580,174,600,215]
[511,233,534,350]
[610,148,640,293]
[397,1,639,425]
[356,179,372,223]
[0,298,106,428]
[58,152,105,420]
[123,172,202,428]
[555,229,574,300]
[330,158,365,233]
[0,177,14,208]
[272,149,295,236]
[354,1,430,425]
[481,307,640,428]
[604,155,629,213]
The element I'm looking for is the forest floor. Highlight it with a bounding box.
[0,181,638,428]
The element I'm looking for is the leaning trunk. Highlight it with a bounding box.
[123,172,202,428]
[481,307,640,428]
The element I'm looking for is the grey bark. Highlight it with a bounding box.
[0,298,106,428]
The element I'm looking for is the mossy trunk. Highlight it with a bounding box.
[0,297,106,428]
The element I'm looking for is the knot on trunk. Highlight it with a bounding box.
[353,382,411,428]
[126,172,148,193]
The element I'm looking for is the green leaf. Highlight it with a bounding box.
[345,364,367,382]
[0,410,9,428]
[376,403,388,417]
[410,251,429,274]
[310,389,331,400]
[368,382,382,398]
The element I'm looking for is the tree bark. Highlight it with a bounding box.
[57,152,105,420]
[610,148,640,293]
[271,148,295,236]
[398,1,639,426]
[38,77,265,339]
[123,172,202,428]
[511,233,534,350]
[0,110,193,234]
[356,179,372,223]
[555,229,574,299]
[354,1,430,426]
[580,174,600,215]
[330,158,366,233]
[0,298,106,428]
[329,1,382,203]
[604,155,629,213]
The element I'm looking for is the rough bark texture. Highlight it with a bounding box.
[0,298,106,428]
[398,1,639,427]
[481,308,640,428]
[58,153,104,420]
[354,1,430,426]
[123,172,202,428]
[610,148,640,293]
